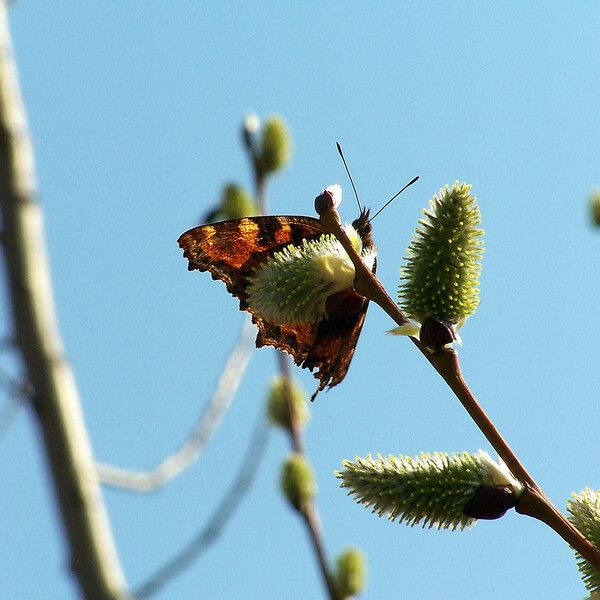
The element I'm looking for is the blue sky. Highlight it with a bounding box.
[2,3,600,599]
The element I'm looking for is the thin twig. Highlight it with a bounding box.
[97,317,256,492]
[132,411,270,600]
[318,205,600,572]
[279,353,304,454]
[248,135,266,213]
[249,129,340,599]
[0,5,130,598]
[278,353,340,600]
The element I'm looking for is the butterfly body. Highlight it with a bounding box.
[178,208,375,400]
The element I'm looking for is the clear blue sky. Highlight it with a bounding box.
[2,3,600,599]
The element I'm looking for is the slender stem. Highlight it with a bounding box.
[249,137,339,599]
[429,350,534,487]
[318,206,600,572]
[248,131,266,214]
[278,354,340,600]
[278,353,305,455]
[303,501,340,600]
[255,172,266,214]
[515,487,600,567]
[0,6,130,598]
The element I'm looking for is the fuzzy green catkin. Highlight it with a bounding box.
[335,548,366,597]
[246,225,375,325]
[260,116,291,174]
[567,489,600,594]
[337,451,517,531]
[266,376,309,431]
[281,453,316,511]
[399,182,483,323]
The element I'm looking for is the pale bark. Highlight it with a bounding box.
[0,5,130,598]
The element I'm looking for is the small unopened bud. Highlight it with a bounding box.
[202,184,257,223]
[568,488,600,595]
[260,116,291,174]
[266,376,309,431]
[281,453,316,511]
[419,316,457,351]
[590,191,600,227]
[463,485,518,520]
[220,184,257,220]
[335,548,366,598]
[315,184,342,215]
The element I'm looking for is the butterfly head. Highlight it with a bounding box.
[352,208,374,251]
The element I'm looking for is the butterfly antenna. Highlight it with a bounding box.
[336,141,362,211]
[369,176,419,222]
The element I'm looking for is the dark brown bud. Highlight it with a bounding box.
[419,316,456,350]
[463,485,518,520]
[314,184,342,215]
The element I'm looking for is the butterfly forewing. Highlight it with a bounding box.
[178,217,325,306]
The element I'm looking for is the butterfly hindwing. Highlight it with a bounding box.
[256,295,369,400]
[178,214,373,399]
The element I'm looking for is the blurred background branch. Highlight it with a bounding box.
[132,410,270,599]
[0,5,129,598]
[97,316,255,492]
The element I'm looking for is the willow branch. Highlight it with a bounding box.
[278,354,341,600]
[0,5,130,598]
[319,206,600,572]
[97,317,255,491]
[247,131,340,598]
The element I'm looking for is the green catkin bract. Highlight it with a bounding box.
[399,182,483,323]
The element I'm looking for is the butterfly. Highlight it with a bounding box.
[177,191,375,401]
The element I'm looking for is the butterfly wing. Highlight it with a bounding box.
[256,293,370,401]
[178,215,371,399]
[178,216,326,310]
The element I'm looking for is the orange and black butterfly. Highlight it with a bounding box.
[178,148,417,400]
[178,189,375,401]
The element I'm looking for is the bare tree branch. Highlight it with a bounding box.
[0,5,130,599]
[96,317,256,492]
[132,410,270,599]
